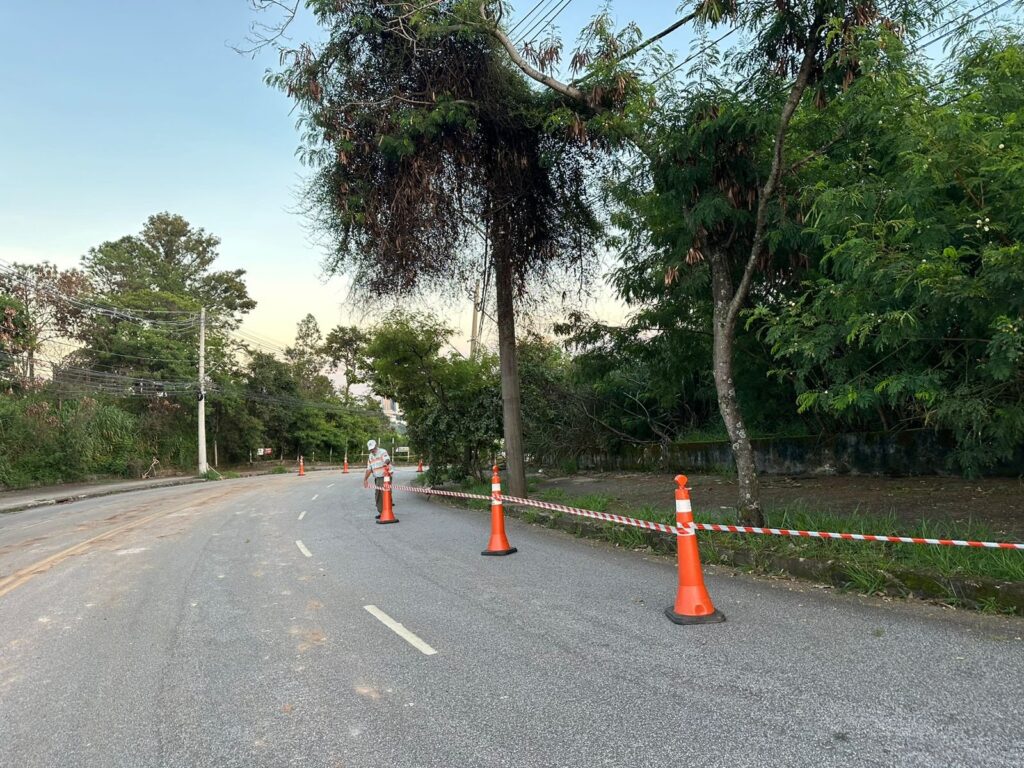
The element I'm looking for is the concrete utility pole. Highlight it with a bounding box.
[197,307,208,475]
[470,280,480,357]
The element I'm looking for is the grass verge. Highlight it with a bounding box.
[432,482,1024,615]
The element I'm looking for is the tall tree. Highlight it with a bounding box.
[323,324,370,396]
[73,214,256,463]
[480,0,932,524]
[286,313,328,393]
[266,0,601,496]
[76,213,255,381]
[83,212,255,324]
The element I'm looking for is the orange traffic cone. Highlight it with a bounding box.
[376,464,399,525]
[482,465,516,556]
[417,458,424,473]
[343,455,349,474]
[666,475,724,624]
[298,456,306,477]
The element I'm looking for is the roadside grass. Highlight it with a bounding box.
[731,503,1024,585]
[425,475,1022,606]
[202,469,241,481]
[503,489,1024,586]
[270,466,289,475]
[535,487,613,512]
[454,476,542,511]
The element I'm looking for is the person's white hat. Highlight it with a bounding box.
[367,439,377,450]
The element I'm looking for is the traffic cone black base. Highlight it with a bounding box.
[481,546,517,557]
[665,606,725,625]
[376,518,399,525]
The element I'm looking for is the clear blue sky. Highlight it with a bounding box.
[0,2,692,348]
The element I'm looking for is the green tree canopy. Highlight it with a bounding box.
[758,32,1024,473]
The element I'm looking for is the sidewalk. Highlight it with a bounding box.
[0,475,206,514]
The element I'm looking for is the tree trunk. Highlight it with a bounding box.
[493,246,527,497]
[710,253,764,526]
[707,43,818,527]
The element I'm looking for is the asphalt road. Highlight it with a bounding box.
[1,470,1021,767]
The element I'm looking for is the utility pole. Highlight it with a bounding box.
[470,280,480,358]
[198,307,208,475]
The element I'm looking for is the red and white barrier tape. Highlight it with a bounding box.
[497,493,680,535]
[690,522,1024,550]
[370,483,679,532]
[389,484,491,502]
[371,482,1024,550]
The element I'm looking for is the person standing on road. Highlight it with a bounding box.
[363,439,391,519]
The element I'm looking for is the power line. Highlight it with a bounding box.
[210,386,386,416]
[0,261,199,328]
[4,353,196,388]
[653,0,1016,87]
[571,11,701,88]
[515,0,561,43]
[4,352,388,416]
[798,0,1022,165]
[911,0,1006,52]
[507,0,550,36]
[652,26,739,84]
[231,329,292,357]
[519,0,574,46]
[43,339,198,365]
[916,0,1017,51]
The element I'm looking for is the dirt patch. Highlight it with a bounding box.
[0,536,49,558]
[290,625,326,652]
[536,472,1024,539]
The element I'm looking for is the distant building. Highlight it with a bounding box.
[379,396,407,433]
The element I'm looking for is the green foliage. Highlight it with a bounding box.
[0,395,142,487]
[323,325,370,395]
[759,33,1024,473]
[269,0,602,299]
[1,294,29,385]
[82,212,255,323]
[0,213,393,488]
[536,488,613,513]
[516,334,602,464]
[366,313,501,482]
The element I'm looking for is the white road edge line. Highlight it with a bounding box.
[363,605,438,656]
[295,540,313,558]
[298,511,307,521]
[311,494,319,501]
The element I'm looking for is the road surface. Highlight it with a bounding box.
[1,470,1021,767]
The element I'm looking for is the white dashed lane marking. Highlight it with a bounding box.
[298,511,307,521]
[295,540,313,558]
[364,605,438,656]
